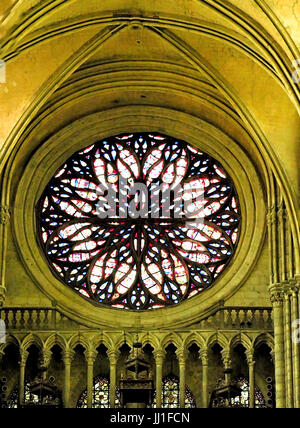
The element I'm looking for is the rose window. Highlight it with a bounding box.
[37,133,240,310]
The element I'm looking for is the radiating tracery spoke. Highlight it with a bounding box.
[37,133,241,310]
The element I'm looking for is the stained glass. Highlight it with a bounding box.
[6,383,40,408]
[153,375,196,408]
[211,377,266,408]
[37,133,241,310]
[76,377,120,408]
[231,377,266,408]
[7,388,18,408]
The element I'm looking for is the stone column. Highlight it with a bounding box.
[0,205,10,308]
[154,350,165,408]
[63,350,74,409]
[19,349,29,405]
[270,289,286,408]
[176,349,187,408]
[85,349,97,409]
[291,284,300,408]
[246,350,256,409]
[283,289,293,407]
[107,349,119,409]
[199,350,209,408]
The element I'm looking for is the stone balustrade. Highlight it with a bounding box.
[197,306,273,331]
[0,306,273,332]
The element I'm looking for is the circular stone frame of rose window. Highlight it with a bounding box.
[13,107,265,330]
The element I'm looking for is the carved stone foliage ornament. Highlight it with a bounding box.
[0,205,10,226]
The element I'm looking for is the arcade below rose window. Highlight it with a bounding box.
[37,133,240,310]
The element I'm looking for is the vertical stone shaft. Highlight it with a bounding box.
[200,350,209,408]
[271,292,286,408]
[246,350,256,409]
[154,351,165,408]
[63,351,74,409]
[107,350,119,409]
[284,292,293,407]
[177,349,187,408]
[292,288,300,408]
[248,362,255,409]
[85,349,97,409]
[19,349,28,406]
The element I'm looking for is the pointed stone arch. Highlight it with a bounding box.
[184,332,205,351]
[21,333,43,352]
[161,332,183,351]
[68,334,89,352]
[230,333,253,353]
[44,333,67,353]
[206,332,230,351]
[254,333,274,352]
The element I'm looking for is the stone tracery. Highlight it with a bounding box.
[37,133,240,310]
[0,0,299,410]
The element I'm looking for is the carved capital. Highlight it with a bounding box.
[289,278,300,296]
[269,285,284,307]
[85,348,97,365]
[40,349,53,368]
[221,349,231,368]
[153,349,165,365]
[0,205,10,226]
[176,348,187,364]
[19,349,29,366]
[245,349,255,366]
[199,349,209,366]
[282,283,292,299]
[62,350,75,365]
[107,349,120,365]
